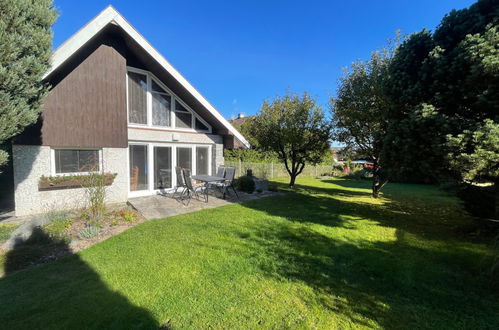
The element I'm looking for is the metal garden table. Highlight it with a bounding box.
[191,175,226,201]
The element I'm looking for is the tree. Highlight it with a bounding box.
[448,120,499,218]
[248,92,331,187]
[0,0,57,168]
[383,0,499,184]
[332,47,393,197]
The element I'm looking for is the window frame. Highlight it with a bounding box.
[51,148,103,176]
[126,67,212,133]
[127,142,212,198]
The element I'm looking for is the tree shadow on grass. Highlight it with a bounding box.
[235,217,499,329]
[0,229,161,329]
[270,178,477,243]
[239,179,499,328]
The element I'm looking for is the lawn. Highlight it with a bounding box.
[0,224,16,243]
[0,178,497,329]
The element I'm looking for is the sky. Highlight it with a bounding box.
[52,0,475,120]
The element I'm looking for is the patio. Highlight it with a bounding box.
[128,190,280,220]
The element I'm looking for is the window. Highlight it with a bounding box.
[54,149,100,174]
[176,147,192,170]
[127,68,211,132]
[195,118,209,131]
[151,80,171,127]
[127,72,147,124]
[129,145,148,191]
[175,101,192,129]
[154,146,172,189]
[196,146,209,175]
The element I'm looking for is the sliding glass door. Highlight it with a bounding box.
[129,144,148,191]
[176,147,192,170]
[154,146,172,189]
[196,146,209,175]
[129,143,211,196]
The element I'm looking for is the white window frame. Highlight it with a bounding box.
[126,66,212,133]
[127,142,212,198]
[50,148,103,176]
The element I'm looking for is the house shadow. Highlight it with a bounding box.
[237,180,499,328]
[0,229,162,329]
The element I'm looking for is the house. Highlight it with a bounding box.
[11,6,249,216]
[228,113,255,149]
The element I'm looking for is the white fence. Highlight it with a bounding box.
[224,160,332,179]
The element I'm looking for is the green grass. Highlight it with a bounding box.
[0,224,16,243]
[0,178,497,329]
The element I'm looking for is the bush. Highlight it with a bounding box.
[236,176,255,193]
[78,226,100,240]
[42,219,73,243]
[457,184,496,220]
[43,210,73,243]
[268,182,279,192]
[82,172,110,221]
[119,209,138,223]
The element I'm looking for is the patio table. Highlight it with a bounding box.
[191,175,226,201]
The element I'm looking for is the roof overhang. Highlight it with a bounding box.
[45,5,250,148]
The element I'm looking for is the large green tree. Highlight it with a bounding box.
[0,0,57,168]
[332,47,393,197]
[248,92,331,187]
[383,0,499,183]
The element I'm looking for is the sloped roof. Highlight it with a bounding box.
[45,5,249,148]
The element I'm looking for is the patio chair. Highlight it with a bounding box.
[214,167,239,199]
[216,166,225,178]
[172,166,186,199]
[181,168,208,205]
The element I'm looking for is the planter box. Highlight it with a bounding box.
[39,174,116,191]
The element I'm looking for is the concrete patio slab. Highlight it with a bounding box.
[128,190,281,220]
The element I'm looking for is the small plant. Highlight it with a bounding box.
[78,225,100,240]
[42,219,73,243]
[110,220,119,227]
[236,175,255,193]
[81,172,111,222]
[45,210,70,223]
[43,210,73,243]
[118,209,138,223]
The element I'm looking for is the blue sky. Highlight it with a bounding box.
[53,0,475,120]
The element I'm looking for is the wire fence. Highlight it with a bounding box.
[224,160,332,179]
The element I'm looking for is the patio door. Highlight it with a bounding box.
[129,143,212,196]
[154,146,172,189]
[129,144,148,192]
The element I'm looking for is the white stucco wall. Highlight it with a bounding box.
[127,128,223,145]
[13,130,226,216]
[13,145,128,216]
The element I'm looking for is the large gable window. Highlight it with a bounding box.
[175,101,192,129]
[151,80,171,127]
[127,67,211,132]
[127,72,147,124]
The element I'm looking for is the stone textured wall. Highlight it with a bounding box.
[214,142,224,174]
[13,145,128,216]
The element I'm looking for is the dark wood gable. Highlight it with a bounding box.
[15,28,128,148]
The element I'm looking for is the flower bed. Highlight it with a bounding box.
[38,173,117,191]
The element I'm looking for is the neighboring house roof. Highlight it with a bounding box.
[45,5,249,148]
[228,115,255,128]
